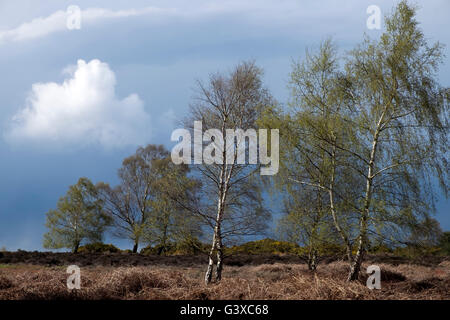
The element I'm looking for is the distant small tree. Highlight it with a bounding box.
[97,144,200,253]
[43,178,111,253]
[143,154,202,255]
[277,193,340,271]
[406,217,443,247]
[96,145,167,253]
[391,217,443,256]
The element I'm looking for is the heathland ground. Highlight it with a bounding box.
[0,251,448,300]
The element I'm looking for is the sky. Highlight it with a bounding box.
[0,0,448,251]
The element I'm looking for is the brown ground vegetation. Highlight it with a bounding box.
[0,253,448,300]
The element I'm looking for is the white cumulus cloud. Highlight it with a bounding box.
[5,59,151,148]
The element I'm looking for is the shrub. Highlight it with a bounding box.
[0,275,14,290]
[225,239,302,255]
[438,232,450,255]
[140,238,209,256]
[173,238,209,255]
[369,244,394,254]
[78,243,120,253]
[393,245,442,258]
[316,242,347,256]
[140,243,176,256]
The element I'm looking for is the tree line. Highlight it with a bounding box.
[43,2,449,284]
[44,145,200,255]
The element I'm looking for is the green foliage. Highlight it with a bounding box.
[260,1,448,277]
[78,243,121,254]
[43,177,111,253]
[343,0,448,252]
[259,38,357,267]
[276,197,343,255]
[143,154,203,253]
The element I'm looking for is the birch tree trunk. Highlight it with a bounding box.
[204,230,217,284]
[348,109,385,281]
[205,157,227,284]
[186,61,271,285]
[307,248,317,271]
[215,230,224,281]
[205,186,230,283]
